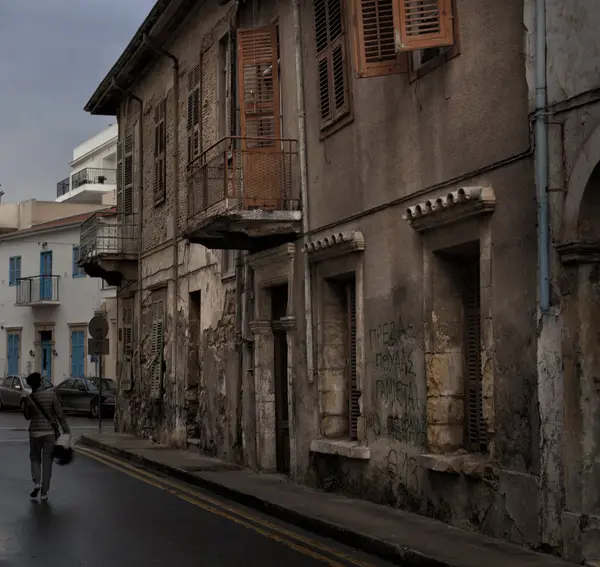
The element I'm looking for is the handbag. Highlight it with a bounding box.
[29,393,74,466]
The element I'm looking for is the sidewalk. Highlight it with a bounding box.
[80,432,573,567]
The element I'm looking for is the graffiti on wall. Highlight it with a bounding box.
[368,316,425,447]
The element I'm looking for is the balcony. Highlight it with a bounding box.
[56,168,117,204]
[185,137,302,251]
[16,276,60,306]
[79,212,138,286]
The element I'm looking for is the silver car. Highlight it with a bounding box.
[0,376,31,411]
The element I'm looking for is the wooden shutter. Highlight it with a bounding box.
[187,66,201,163]
[237,26,280,144]
[354,0,408,77]
[314,0,349,128]
[123,304,133,363]
[463,260,486,452]
[394,0,454,52]
[154,100,167,205]
[150,295,165,400]
[116,139,124,213]
[347,280,360,440]
[123,133,134,214]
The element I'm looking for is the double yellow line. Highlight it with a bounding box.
[76,445,376,567]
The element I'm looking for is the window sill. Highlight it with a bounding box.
[310,439,370,460]
[416,452,490,479]
[221,272,236,283]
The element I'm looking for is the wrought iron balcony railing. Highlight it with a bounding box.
[80,212,138,262]
[56,178,70,198]
[71,168,117,189]
[187,136,299,226]
[16,276,60,305]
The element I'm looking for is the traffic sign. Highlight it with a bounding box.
[88,338,110,356]
[88,315,109,340]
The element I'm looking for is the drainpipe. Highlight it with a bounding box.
[292,0,315,383]
[143,35,182,436]
[535,0,550,313]
[111,81,144,403]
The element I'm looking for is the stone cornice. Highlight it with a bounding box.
[248,243,295,270]
[249,320,272,335]
[556,241,600,264]
[305,231,365,263]
[403,187,496,232]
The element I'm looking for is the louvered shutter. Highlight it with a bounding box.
[154,100,167,205]
[237,26,283,208]
[116,139,124,213]
[464,261,486,452]
[150,297,165,400]
[347,281,360,440]
[394,0,454,52]
[187,66,201,163]
[354,0,408,77]
[313,0,349,128]
[123,133,134,214]
[123,305,133,363]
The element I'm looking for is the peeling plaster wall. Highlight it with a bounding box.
[524,0,600,561]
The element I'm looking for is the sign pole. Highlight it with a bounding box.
[98,353,103,434]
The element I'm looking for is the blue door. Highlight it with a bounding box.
[7,334,19,376]
[41,340,52,382]
[71,331,85,378]
[40,251,53,300]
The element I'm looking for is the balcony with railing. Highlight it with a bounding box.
[79,212,138,286]
[185,136,302,251]
[56,168,117,203]
[16,276,60,306]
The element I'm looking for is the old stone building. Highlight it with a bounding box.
[79,0,599,562]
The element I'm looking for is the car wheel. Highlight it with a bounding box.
[90,400,99,418]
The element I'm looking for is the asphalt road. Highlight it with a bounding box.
[0,410,395,567]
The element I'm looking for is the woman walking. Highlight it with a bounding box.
[23,372,70,501]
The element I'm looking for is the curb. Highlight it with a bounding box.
[79,435,457,567]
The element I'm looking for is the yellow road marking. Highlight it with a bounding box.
[76,446,373,567]
[76,445,374,567]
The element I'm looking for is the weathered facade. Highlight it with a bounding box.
[80,0,599,562]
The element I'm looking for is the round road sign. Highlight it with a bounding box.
[88,315,109,339]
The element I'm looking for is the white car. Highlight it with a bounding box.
[0,376,31,412]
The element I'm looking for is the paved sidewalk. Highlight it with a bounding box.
[80,432,573,567]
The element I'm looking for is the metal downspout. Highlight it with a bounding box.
[143,35,183,437]
[292,0,315,383]
[535,0,550,313]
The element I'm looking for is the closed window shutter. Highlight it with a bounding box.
[237,25,281,144]
[150,297,165,400]
[464,261,486,452]
[123,305,133,363]
[116,139,124,213]
[123,133,134,214]
[395,0,454,51]
[187,66,201,163]
[154,101,167,205]
[314,0,349,128]
[354,0,408,77]
[347,281,360,440]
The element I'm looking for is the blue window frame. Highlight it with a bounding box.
[72,246,85,278]
[7,333,20,376]
[71,330,85,378]
[9,256,21,286]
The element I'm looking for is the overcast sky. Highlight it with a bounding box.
[0,0,155,203]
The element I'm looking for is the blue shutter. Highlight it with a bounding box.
[7,334,19,376]
[15,257,20,281]
[71,331,85,377]
[73,246,84,277]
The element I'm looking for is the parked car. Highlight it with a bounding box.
[54,377,116,418]
[0,375,31,411]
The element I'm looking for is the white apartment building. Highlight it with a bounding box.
[56,123,118,206]
[0,210,118,385]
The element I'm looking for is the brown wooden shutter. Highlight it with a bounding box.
[116,139,124,213]
[154,100,167,205]
[237,26,280,143]
[123,133,134,214]
[122,304,133,363]
[187,66,201,163]
[394,0,454,52]
[347,280,360,440]
[150,295,165,400]
[463,260,486,452]
[354,0,408,77]
[314,0,349,127]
